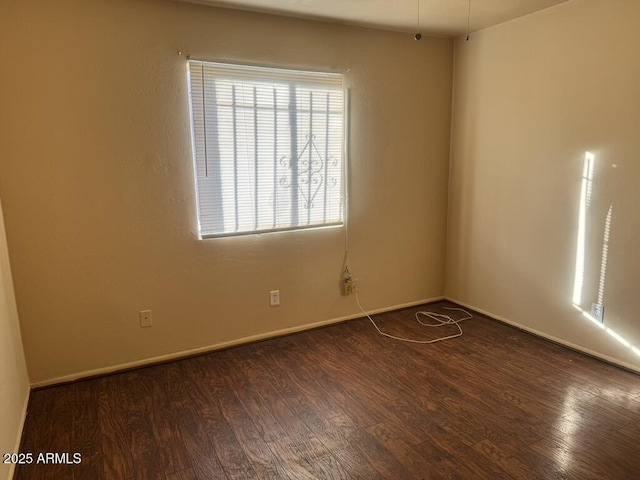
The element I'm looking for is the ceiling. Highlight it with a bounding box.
[178,0,570,37]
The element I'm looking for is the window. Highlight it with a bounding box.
[187,60,346,238]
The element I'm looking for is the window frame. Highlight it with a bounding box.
[186,59,348,239]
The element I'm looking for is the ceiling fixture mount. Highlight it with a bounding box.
[414,0,470,41]
[414,0,422,41]
[466,0,472,41]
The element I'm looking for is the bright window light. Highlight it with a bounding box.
[572,151,595,307]
[187,60,346,238]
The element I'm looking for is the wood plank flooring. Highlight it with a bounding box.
[13,301,640,479]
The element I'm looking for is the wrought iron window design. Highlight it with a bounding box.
[187,60,345,238]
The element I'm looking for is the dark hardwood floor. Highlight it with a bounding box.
[14,301,640,479]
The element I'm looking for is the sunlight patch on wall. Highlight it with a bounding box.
[596,205,612,305]
[571,152,639,359]
[573,305,640,358]
[571,151,594,307]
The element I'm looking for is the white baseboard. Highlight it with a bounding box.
[32,296,444,388]
[446,296,640,375]
[7,386,30,480]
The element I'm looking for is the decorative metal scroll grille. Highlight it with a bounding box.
[279,134,340,210]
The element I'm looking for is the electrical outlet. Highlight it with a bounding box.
[591,303,604,323]
[139,310,152,328]
[270,290,280,307]
[344,278,359,296]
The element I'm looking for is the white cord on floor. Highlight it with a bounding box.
[355,291,473,344]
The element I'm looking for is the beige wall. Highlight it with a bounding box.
[0,199,30,480]
[448,0,640,369]
[0,0,453,384]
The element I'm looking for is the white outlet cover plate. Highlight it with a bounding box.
[270,290,280,306]
[591,303,604,323]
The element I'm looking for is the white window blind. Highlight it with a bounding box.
[187,60,345,238]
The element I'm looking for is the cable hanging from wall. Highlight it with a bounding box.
[342,198,475,344]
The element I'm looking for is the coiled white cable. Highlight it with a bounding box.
[355,291,473,344]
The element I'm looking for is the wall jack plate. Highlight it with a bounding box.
[591,303,604,323]
[139,310,153,328]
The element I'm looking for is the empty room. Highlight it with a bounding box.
[1,0,639,478]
